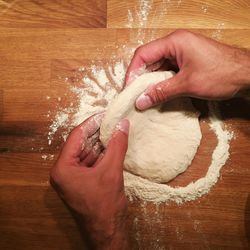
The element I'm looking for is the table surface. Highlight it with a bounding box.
[0,0,250,249]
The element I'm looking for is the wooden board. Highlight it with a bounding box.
[107,0,250,29]
[0,0,250,249]
[0,0,106,28]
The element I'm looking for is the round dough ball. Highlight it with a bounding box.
[100,71,202,183]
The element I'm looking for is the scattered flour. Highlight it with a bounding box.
[41,154,54,161]
[138,0,153,27]
[126,9,134,28]
[46,1,233,204]
[48,112,69,144]
[201,4,208,13]
[211,22,225,40]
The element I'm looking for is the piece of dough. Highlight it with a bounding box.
[100,71,202,183]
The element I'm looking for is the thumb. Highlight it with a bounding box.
[99,119,129,170]
[59,113,103,162]
[136,73,186,110]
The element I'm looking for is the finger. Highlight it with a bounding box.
[80,141,103,167]
[124,65,147,86]
[92,152,105,167]
[158,58,179,72]
[81,112,104,138]
[125,59,166,87]
[145,58,165,72]
[125,35,175,84]
[136,73,186,110]
[98,119,129,171]
[79,130,100,160]
[59,113,104,162]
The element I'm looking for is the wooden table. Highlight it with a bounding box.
[0,0,250,249]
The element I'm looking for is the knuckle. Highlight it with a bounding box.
[150,82,168,103]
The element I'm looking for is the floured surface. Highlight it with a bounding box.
[46,62,233,204]
[100,71,202,183]
[1,0,250,249]
[44,1,234,204]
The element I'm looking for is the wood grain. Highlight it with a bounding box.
[0,29,250,66]
[107,0,250,29]
[0,0,107,28]
[1,0,250,249]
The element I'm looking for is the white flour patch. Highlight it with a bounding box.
[211,22,225,40]
[126,9,134,28]
[48,112,69,144]
[41,154,54,161]
[138,0,153,27]
[46,59,127,146]
[201,4,208,13]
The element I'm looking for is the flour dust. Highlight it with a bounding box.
[45,0,232,204]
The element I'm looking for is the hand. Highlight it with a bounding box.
[126,29,250,110]
[50,113,130,250]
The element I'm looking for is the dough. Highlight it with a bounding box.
[100,71,202,183]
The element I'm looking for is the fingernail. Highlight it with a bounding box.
[116,119,129,135]
[136,93,153,110]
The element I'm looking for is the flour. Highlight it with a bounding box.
[48,112,69,144]
[211,23,225,40]
[201,4,208,13]
[126,9,134,28]
[46,1,233,203]
[138,0,152,27]
[41,154,54,161]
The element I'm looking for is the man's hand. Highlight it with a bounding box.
[126,29,250,110]
[50,113,129,250]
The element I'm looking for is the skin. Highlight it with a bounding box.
[50,114,130,250]
[125,29,250,110]
[50,30,250,249]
